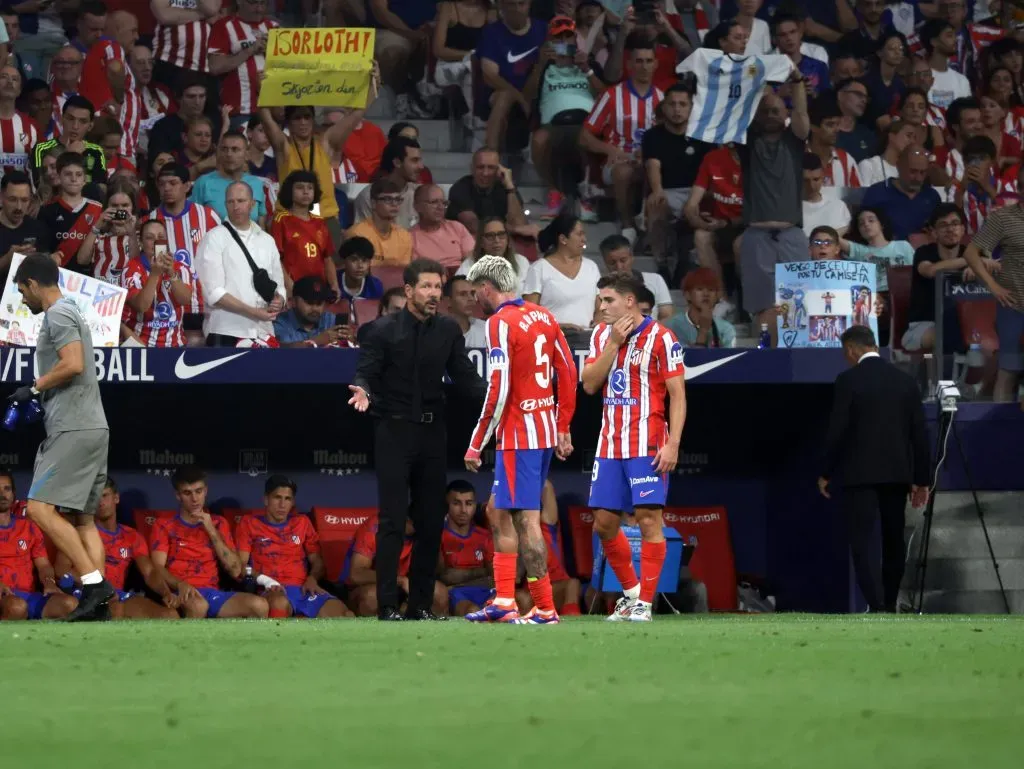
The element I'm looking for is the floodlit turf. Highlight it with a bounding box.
[2,615,1022,769]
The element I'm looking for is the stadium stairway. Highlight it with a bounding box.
[901,492,1024,614]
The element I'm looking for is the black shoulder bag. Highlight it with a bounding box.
[224,222,278,304]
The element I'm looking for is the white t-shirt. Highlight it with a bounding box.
[457,253,532,296]
[642,271,673,310]
[857,156,899,188]
[929,68,972,110]
[770,42,829,65]
[464,317,487,349]
[745,19,771,55]
[803,197,852,237]
[522,256,601,328]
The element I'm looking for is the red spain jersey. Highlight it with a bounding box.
[823,148,861,188]
[235,514,320,586]
[39,197,104,267]
[468,299,577,455]
[585,81,664,155]
[0,516,45,591]
[147,200,219,314]
[155,7,211,73]
[98,523,148,591]
[587,317,685,459]
[122,255,192,347]
[0,112,40,179]
[80,37,136,112]
[149,514,235,589]
[270,211,334,281]
[440,523,493,570]
[92,234,132,284]
[349,520,412,581]
[209,15,279,115]
[694,147,743,221]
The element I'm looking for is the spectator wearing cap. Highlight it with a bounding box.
[445,274,488,348]
[345,178,414,267]
[802,154,851,238]
[196,181,286,347]
[861,147,941,240]
[410,185,474,271]
[271,170,340,299]
[666,267,736,349]
[354,137,422,228]
[192,130,268,226]
[529,14,603,214]
[857,120,916,187]
[598,234,673,321]
[337,236,384,302]
[274,275,354,348]
[260,101,371,251]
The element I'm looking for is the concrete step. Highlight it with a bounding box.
[903,557,1024,591]
[905,589,1024,614]
[911,492,1024,526]
[905,523,1024,560]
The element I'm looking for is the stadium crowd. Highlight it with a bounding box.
[0,0,1020,406]
[0,466,589,620]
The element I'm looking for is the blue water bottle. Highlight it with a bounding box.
[2,402,19,431]
[3,398,44,431]
[757,323,772,350]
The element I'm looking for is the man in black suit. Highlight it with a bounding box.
[819,326,932,612]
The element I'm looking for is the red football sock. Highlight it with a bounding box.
[527,574,556,614]
[269,607,290,619]
[640,540,667,603]
[493,552,518,604]
[560,601,581,616]
[603,530,639,591]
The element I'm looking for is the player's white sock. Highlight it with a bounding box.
[624,584,640,601]
[494,597,516,608]
[81,570,103,585]
[636,600,652,608]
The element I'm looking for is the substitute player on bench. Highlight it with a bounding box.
[235,475,353,619]
[9,254,116,621]
[463,255,577,625]
[582,272,686,623]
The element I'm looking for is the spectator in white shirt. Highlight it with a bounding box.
[858,119,916,187]
[802,154,851,237]
[598,234,673,321]
[922,19,971,110]
[457,216,530,295]
[196,181,286,346]
[736,0,771,55]
[445,274,488,348]
[523,213,600,336]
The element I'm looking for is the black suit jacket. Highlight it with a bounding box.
[822,355,931,488]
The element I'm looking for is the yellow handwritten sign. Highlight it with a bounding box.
[258,28,376,108]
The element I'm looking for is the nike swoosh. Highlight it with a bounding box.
[174,351,248,380]
[639,490,655,498]
[507,47,538,64]
[683,351,748,381]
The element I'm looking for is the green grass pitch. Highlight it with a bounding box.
[2,615,1022,769]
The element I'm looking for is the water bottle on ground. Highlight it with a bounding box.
[967,330,984,369]
[757,323,771,350]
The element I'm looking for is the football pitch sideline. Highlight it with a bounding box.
[1,615,1021,769]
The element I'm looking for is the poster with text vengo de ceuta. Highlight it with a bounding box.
[258,28,376,108]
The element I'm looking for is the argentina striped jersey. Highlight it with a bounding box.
[676,49,793,146]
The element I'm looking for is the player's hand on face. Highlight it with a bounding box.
[610,314,635,346]
[348,385,370,411]
[195,510,212,527]
[651,441,678,474]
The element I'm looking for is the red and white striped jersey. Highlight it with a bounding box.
[1005,110,1024,141]
[926,103,947,129]
[118,90,142,159]
[146,200,220,314]
[584,81,664,154]
[49,85,76,139]
[331,156,358,186]
[92,234,133,285]
[209,15,279,115]
[823,148,861,188]
[467,299,577,456]
[154,3,211,73]
[122,256,192,347]
[80,38,136,113]
[139,83,174,121]
[260,177,278,213]
[938,146,965,192]
[0,112,40,178]
[587,317,684,459]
